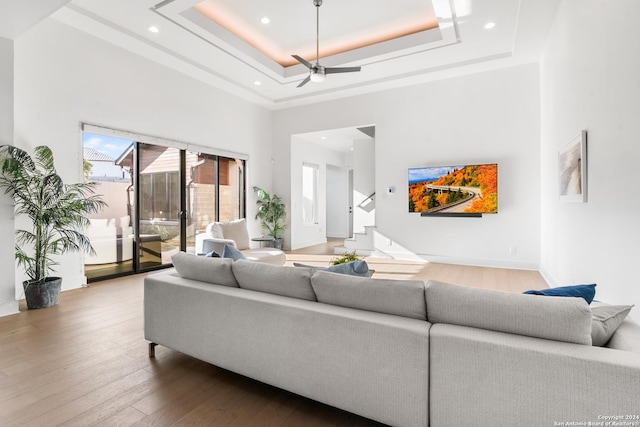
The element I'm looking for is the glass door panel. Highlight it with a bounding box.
[219,158,244,222]
[185,152,217,254]
[138,143,181,268]
[82,132,135,280]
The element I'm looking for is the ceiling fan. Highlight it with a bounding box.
[292,0,361,88]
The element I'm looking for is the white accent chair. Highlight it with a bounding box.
[195,218,286,265]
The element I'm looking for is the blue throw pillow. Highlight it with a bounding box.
[523,284,596,304]
[327,260,370,277]
[221,244,247,261]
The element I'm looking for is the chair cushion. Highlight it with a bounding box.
[243,248,286,265]
[218,219,251,250]
[171,251,238,287]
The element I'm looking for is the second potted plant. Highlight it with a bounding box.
[0,145,107,309]
[253,186,287,249]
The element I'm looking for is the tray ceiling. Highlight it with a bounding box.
[42,0,560,109]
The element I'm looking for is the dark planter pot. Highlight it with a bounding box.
[23,277,62,309]
[270,238,284,249]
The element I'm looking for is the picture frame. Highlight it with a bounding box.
[558,130,587,203]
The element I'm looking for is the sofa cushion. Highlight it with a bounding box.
[232,259,316,301]
[523,283,596,304]
[171,252,238,287]
[425,280,593,345]
[590,304,634,346]
[219,219,251,250]
[222,244,247,261]
[310,270,426,320]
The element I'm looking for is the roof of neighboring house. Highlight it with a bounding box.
[84,147,115,162]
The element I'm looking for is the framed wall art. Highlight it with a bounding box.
[558,130,587,203]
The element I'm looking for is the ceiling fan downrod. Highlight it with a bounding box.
[292,0,361,88]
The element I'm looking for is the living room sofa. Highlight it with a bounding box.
[144,253,640,427]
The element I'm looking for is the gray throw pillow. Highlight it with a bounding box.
[327,261,370,277]
[591,304,634,346]
[222,244,247,261]
[171,251,238,287]
[293,261,374,277]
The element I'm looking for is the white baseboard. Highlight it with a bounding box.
[379,250,541,271]
[0,300,19,317]
[537,267,556,287]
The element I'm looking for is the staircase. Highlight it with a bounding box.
[334,226,390,258]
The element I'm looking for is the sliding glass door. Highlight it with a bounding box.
[185,153,216,255]
[83,131,246,281]
[138,143,181,268]
[184,153,246,254]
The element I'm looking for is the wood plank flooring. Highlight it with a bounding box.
[0,250,547,426]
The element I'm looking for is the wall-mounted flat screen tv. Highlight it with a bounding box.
[408,163,498,214]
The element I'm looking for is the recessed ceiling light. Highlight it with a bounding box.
[261,17,270,24]
[253,81,262,86]
[320,136,327,140]
[148,26,159,33]
[484,22,496,30]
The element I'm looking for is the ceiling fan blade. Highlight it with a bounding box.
[292,55,313,69]
[325,66,362,74]
[297,75,311,87]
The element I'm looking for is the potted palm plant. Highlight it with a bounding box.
[0,145,106,309]
[253,186,287,249]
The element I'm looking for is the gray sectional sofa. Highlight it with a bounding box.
[144,253,640,427]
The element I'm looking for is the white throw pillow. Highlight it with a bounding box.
[219,219,251,250]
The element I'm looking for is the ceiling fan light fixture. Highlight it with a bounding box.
[310,72,325,83]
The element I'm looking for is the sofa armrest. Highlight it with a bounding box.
[430,323,640,427]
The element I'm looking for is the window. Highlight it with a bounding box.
[82,128,247,281]
[302,163,319,224]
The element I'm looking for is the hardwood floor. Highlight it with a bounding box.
[0,251,547,426]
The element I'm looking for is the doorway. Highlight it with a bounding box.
[289,125,374,250]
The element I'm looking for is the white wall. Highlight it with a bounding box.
[290,137,346,249]
[0,36,18,316]
[540,0,640,319]
[351,138,375,234]
[274,64,541,268]
[11,18,272,296]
